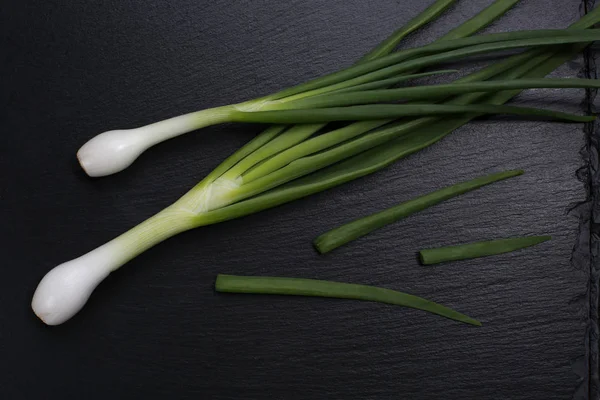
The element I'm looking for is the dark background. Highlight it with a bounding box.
[2,0,599,399]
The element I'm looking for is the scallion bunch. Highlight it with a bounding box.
[33,0,600,325]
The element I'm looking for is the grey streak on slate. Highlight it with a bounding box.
[1,0,599,399]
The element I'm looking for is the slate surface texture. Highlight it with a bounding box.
[2,0,599,399]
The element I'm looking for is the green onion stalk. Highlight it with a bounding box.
[33,0,599,325]
[314,170,525,253]
[419,236,552,264]
[215,274,482,326]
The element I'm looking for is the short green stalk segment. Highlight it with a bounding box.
[314,170,524,254]
[419,236,552,264]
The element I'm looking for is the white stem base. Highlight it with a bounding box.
[32,206,195,325]
[77,106,234,177]
[31,242,123,325]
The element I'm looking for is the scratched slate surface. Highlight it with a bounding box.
[1,0,599,399]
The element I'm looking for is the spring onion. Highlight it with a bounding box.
[33,1,600,325]
[215,274,482,326]
[314,170,524,254]
[419,236,552,265]
[76,29,600,177]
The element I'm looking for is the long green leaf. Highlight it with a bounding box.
[232,103,593,125]
[438,0,521,40]
[328,69,459,94]
[358,0,459,62]
[220,123,325,179]
[269,29,600,101]
[278,78,600,109]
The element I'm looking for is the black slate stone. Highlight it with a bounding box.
[1,1,599,399]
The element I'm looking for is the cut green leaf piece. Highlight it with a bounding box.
[314,170,524,254]
[215,274,481,326]
[419,236,552,265]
